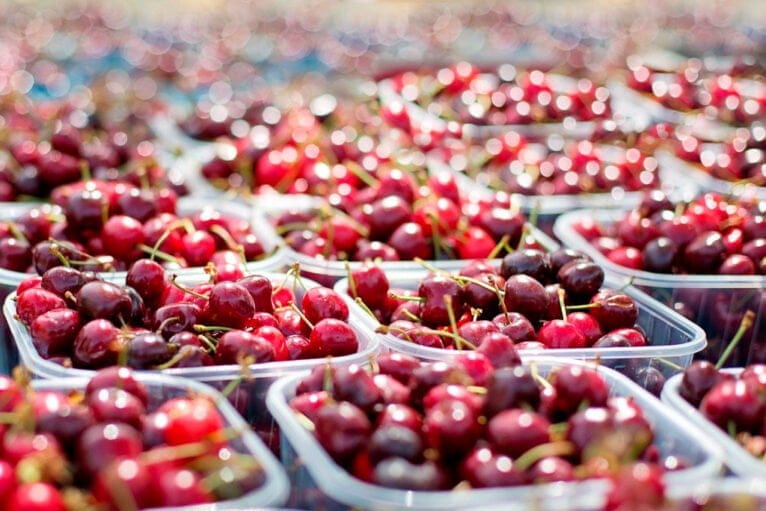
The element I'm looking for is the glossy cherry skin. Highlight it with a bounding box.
[77,423,143,477]
[488,409,551,458]
[315,401,371,463]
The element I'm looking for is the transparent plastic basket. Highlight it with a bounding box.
[266,357,722,511]
[5,271,380,449]
[425,148,699,239]
[554,208,766,367]
[33,371,289,510]
[0,197,286,375]
[335,271,706,385]
[257,194,560,287]
[661,368,766,480]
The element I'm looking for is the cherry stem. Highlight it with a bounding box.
[138,244,181,265]
[487,234,511,260]
[193,324,233,333]
[515,224,530,251]
[444,295,461,345]
[345,160,380,188]
[140,426,244,466]
[79,160,91,182]
[290,303,315,329]
[426,327,477,351]
[168,275,209,300]
[353,297,380,326]
[413,257,445,276]
[288,263,308,291]
[466,385,487,395]
[154,345,199,369]
[323,360,334,394]
[401,308,422,323]
[208,224,243,254]
[557,288,567,321]
[221,376,244,399]
[197,334,219,353]
[344,262,358,299]
[617,276,636,292]
[514,441,576,473]
[375,325,414,343]
[529,362,553,392]
[388,292,424,302]
[154,315,180,336]
[716,310,755,370]
[655,358,683,371]
[294,410,316,433]
[7,223,29,244]
[275,222,314,235]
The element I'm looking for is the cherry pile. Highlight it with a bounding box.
[389,63,612,127]
[627,58,765,124]
[435,134,660,197]
[0,179,269,273]
[199,96,425,198]
[348,249,648,351]
[672,124,765,185]
[289,355,683,492]
[15,262,361,369]
[0,367,266,509]
[273,179,539,263]
[678,361,766,462]
[573,191,766,276]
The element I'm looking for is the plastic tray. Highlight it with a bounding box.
[257,194,560,287]
[33,371,289,510]
[657,148,766,201]
[335,271,706,386]
[554,208,766,367]
[661,369,766,480]
[266,357,722,511]
[426,142,700,239]
[5,271,380,448]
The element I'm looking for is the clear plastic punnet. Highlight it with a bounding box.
[334,271,706,386]
[257,194,560,287]
[5,271,380,447]
[0,198,286,375]
[266,357,722,511]
[554,208,766,367]
[661,369,766,480]
[33,371,290,510]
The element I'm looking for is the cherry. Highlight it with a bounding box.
[377,352,421,385]
[215,330,275,364]
[528,457,575,483]
[88,388,146,430]
[538,319,587,349]
[102,215,144,262]
[332,364,383,413]
[85,367,149,406]
[700,379,765,433]
[484,366,541,417]
[500,249,551,282]
[76,281,133,322]
[373,458,451,490]
[589,291,639,331]
[683,231,726,273]
[16,288,67,326]
[73,319,126,368]
[592,332,632,348]
[237,275,273,314]
[460,446,524,488]
[311,318,359,357]
[679,361,725,406]
[127,332,175,369]
[40,266,89,300]
[155,468,213,506]
[373,374,411,404]
[163,397,225,446]
[30,308,81,358]
[36,401,95,450]
[315,401,371,463]
[566,407,615,454]
[92,457,157,510]
[492,312,536,343]
[7,483,66,511]
[153,303,202,339]
[423,398,481,458]
[205,282,256,329]
[417,276,465,327]
[348,264,389,309]
[126,259,167,304]
[547,366,609,418]
[503,275,548,321]
[488,409,551,458]
[301,287,349,324]
[77,423,143,477]
[368,425,423,464]
[557,260,604,299]
[476,332,521,369]
[377,403,423,433]
[566,312,602,345]
[642,237,678,273]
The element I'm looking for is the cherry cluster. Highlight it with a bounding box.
[349,249,644,353]
[391,63,612,127]
[0,179,268,274]
[437,134,659,196]
[575,191,766,275]
[274,177,535,263]
[673,125,765,185]
[0,105,182,202]
[290,354,680,492]
[0,367,265,509]
[16,261,361,369]
[628,60,765,124]
[679,361,766,460]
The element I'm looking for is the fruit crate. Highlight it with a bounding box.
[4,271,380,449]
[661,368,766,480]
[0,198,286,375]
[554,208,766,367]
[258,194,560,287]
[34,371,290,509]
[266,357,722,511]
[335,271,706,387]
